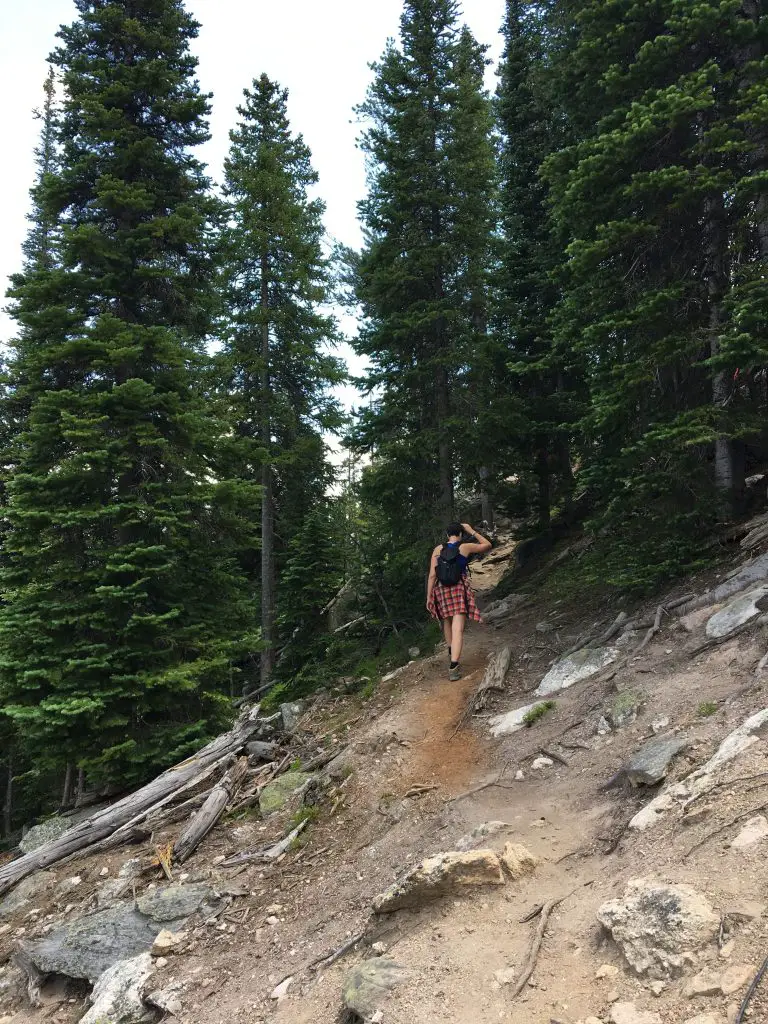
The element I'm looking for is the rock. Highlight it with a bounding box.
[683,970,721,997]
[536,621,555,634]
[100,867,110,878]
[649,981,666,996]
[596,964,620,980]
[145,981,184,1016]
[19,817,74,854]
[137,884,215,922]
[531,756,554,770]
[79,953,155,1024]
[683,1017,721,1024]
[730,815,768,850]
[515,770,525,781]
[245,740,279,762]
[652,717,670,734]
[252,711,282,740]
[343,958,408,1018]
[719,939,735,959]
[499,843,538,879]
[728,899,765,922]
[623,736,689,787]
[680,607,718,633]
[258,772,312,815]
[372,850,505,913]
[488,702,541,737]
[610,693,642,729]
[610,1003,662,1024]
[454,822,511,852]
[0,870,57,919]
[270,976,293,1002]
[495,966,517,985]
[151,929,185,956]
[720,964,755,995]
[408,646,421,659]
[279,701,305,734]
[706,585,768,638]
[118,859,142,880]
[535,646,619,697]
[597,879,719,977]
[598,716,613,735]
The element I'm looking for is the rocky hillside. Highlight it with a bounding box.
[4,528,768,1024]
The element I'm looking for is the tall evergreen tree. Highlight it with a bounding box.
[354,0,496,593]
[0,0,254,789]
[218,75,343,691]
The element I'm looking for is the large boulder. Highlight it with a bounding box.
[79,953,156,1024]
[597,879,719,977]
[624,736,688,787]
[705,585,768,638]
[343,958,408,1019]
[372,850,504,914]
[259,772,312,816]
[22,884,214,983]
[534,646,618,698]
[0,871,57,919]
[19,818,74,854]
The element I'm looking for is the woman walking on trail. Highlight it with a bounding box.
[427,521,492,680]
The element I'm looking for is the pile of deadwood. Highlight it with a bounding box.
[0,704,341,899]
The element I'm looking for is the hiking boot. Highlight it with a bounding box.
[448,665,462,681]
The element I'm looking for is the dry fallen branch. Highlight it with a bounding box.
[635,604,666,654]
[509,893,571,999]
[173,756,249,864]
[307,930,366,972]
[539,747,569,767]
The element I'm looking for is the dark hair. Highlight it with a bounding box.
[446,522,463,538]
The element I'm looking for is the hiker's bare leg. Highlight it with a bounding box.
[451,614,467,664]
[442,618,452,649]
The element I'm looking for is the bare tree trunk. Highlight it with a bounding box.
[61,764,74,810]
[436,363,454,521]
[535,438,551,531]
[3,754,12,839]
[705,193,744,504]
[74,767,85,807]
[260,254,276,690]
[479,466,495,530]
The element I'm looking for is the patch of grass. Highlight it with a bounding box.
[290,756,302,772]
[522,701,556,727]
[698,701,719,718]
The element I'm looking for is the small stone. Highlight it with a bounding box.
[730,815,768,850]
[371,942,387,955]
[151,930,186,956]
[266,916,279,926]
[99,867,110,878]
[531,756,554,770]
[408,646,421,659]
[683,970,722,997]
[651,717,670,734]
[610,1003,662,1024]
[649,981,665,996]
[682,807,711,826]
[499,843,538,879]
[270,977,292,1002]
[155,957,168,968]
[495,967,517,985]
[720,963,755,995]
[212,855,226,867]
[515,770,525,781]
[719,939,735,959]
[454,822,511,852]
[596,965,620,980]
[597,716,612,735]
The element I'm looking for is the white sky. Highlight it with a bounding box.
[1,0,506,416]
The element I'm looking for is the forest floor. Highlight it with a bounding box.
[4,534,768,1024]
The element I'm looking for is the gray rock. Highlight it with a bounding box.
[598,879,719,977]
[136,884,215,922]
[0,871,57,919]
[488,702,540,738]
[454,822,511,852]
[79,953,156,1024]
[280,702,306,734]
[22,906,177,983]
[145,980,184,1017]
[706,585,768,638]
[19,818,74,854]
[372,850,504,914]
[343,958,408,1018]
[408,646,421,659]
[259,772,312,816]
[252,712,282,740]
[624,736,688,787]
[610,692,642,729]
[245,740,279,762]
[535,646,619,698]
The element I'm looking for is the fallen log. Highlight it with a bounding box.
[0,706,263,898]
[173,757,250,864]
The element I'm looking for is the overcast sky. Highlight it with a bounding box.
[1,0,506,412]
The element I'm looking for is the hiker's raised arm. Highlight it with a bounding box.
[426,546,439,609]
[460,523,492,555]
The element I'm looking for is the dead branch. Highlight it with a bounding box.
[307,930,366,972]
[173,757,249,864]
[509,894,571,999]
[220,819,308,868]
[635,604,666,654]
[0,706,263,898]
[539,747,570,767]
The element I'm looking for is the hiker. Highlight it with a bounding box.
[427,521,492,680]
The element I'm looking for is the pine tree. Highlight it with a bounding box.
[1,0,254,789]
[218,75,343,691]
[354,0,496,593]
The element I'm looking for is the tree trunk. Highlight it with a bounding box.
[479,466,495,531]
[61,764,74,810]
[435,362,454,522]
[3,754,12,839]
[75,767,85,807]
[260,254,276,690]
[705,193,744,504]
[535,438,551,531]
